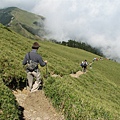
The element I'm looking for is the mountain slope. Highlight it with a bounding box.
[0,23,120,120]
[0,7,46,39]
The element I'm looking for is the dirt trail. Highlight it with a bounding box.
[70,70,84,78]
[13,89,65,120]
[13,69,86,119]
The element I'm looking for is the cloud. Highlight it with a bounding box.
[1,0,120,61]
[32,0,120,61]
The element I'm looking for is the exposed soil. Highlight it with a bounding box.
[70,70,84,78]
[13,69,86,120]
[13,89,65,120]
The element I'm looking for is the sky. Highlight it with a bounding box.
[1,0,120,61]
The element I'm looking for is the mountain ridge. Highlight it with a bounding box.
[0,7,46,39]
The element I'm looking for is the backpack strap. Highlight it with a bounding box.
[27,52,31,63]
[28,52,31,60]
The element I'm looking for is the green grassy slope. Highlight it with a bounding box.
[0,79,22,120]
[0,7,45,39]
[0,24,120,120]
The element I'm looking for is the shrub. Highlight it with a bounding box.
[0,78,22,120]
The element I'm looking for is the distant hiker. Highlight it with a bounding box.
[22,42,47,92]
[93,58,98,62]
[93,58,96,62]
[99,57,103,60]
[82,60,88,72]
[89,65,92,69]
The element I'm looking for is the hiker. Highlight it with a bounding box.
[89,65,92,69]
[22,42,47,92]
[93,58,96,62]
[93,57,98,62]
[82,60,88,72]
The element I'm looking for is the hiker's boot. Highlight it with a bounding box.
[31,82,38,92]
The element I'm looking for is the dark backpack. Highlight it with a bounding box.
[26,52,38,72]
[80,63,84,67]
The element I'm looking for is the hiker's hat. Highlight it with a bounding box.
[32,42,40,49]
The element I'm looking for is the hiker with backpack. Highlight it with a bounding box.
[81,60,88,72]
[22,42,47,92]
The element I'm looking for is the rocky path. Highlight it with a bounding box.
[13,89,65,120]
[13,69,86,120]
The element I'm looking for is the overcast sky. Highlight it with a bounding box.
[1,0,120,61]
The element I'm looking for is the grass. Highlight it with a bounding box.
[0,78,22,120]
[0,23,120,120]
[0,7,45,39]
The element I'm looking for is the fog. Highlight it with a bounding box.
[1,0,120,61]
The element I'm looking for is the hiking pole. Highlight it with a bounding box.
[44,63,48,78]
[26,79,27,90]
[45,63,48,78]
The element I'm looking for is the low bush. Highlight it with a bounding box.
[0,78,22,120]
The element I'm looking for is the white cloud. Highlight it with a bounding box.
[32,0,120,61]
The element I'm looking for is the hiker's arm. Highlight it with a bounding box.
[38,56,47,67]
[22,54,28,65]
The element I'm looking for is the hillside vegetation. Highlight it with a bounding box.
[0,7,45,39]
[0,23,120,120]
